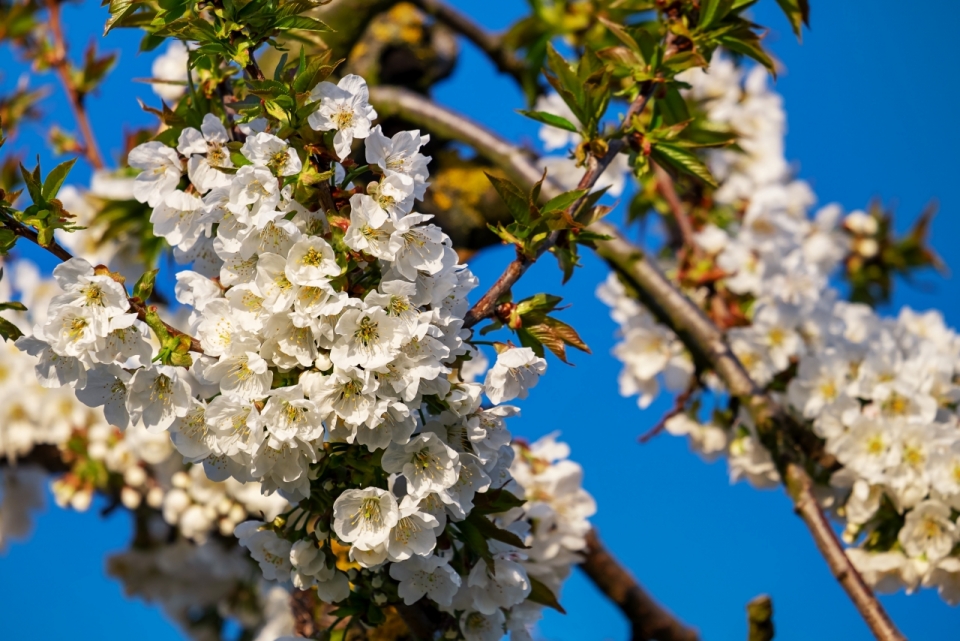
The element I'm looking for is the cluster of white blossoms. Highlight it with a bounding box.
[108,514,293,641]
[598,57,960,604]
[8,71,593,638]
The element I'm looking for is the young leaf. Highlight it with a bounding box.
[486,173,532,225]
[717,27,776,77]
[699,0,735,30]
[542,189,587,215]
[651,143,718,187]
[517,109,578,133]
[0,316,24,342]
[42,158,78,200]
[528,576,567,614]
[133,268,159,301]
[466,513,530,550]
[775,0,811,40]
[471,488,526,515]
[274,15,331,32]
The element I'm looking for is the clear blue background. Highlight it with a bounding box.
[1,1,958,638]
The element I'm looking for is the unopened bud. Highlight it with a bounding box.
[121,487,142,510]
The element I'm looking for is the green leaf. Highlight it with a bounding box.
[456,519,493,563]
[651,143,718,187]
[19,163,42,204]
[0,317,24,342]
[472,488,526,515]
[133,268,158,301]
[515,293,562,316]
[467,513,530,550]
[42,158,78,200]
[0,301,27,312]
[717,28,776,76]
[528,576,566,614]
[775,0,810,40]
[485,173,532,226]
[699,0,735,29]
[597,16,641,53]
[517,109,578,133]
[274,15,331,32]
[542,189,587,214]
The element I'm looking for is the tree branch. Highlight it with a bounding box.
[363,87,906,641]
[462,86,654,328]
[654,163,696,250]
[592,223,905,641]
[6,223,205,354]
[746,595,774,641]
[405,0,528,88]
[583,529,699,641]
[370,85,699,639]
[45,0,105,170]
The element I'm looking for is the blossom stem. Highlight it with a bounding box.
[45,0,106,170]
[365,86,906,641]
[638,380,696,444]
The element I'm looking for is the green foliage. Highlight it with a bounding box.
[105,0,331,71]
[517,108,578,133]
[0,269,25,342]
[0,158,82,251]
[528,575,566,614]
[132,268,159,302]
[544,44,610,141]
[845,202,944,306]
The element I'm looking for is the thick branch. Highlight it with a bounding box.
[45,0,105,170]
[405,0,528,87]
[583,529,699,641]
[364,88,905,641]
[370,85,545,189]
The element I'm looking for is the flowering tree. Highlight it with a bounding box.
[0,1,950,640]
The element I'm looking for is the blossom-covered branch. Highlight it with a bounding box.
[364,83,906,641]
[593,221,905,641]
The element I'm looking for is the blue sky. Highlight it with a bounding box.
[1,1,958,639]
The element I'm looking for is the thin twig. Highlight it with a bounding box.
[5,217,75,262]
[638,381,695,444]
[406,0,529,88]
[462,85,654,328]
[582,529,699,641]
[654,163,696,249]
[45,0,105,170]
[363,88,906,641]
[245,55,266,81]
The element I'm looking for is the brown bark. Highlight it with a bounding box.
[581,529,700,641]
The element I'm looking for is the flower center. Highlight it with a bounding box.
[354,316,379,347]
